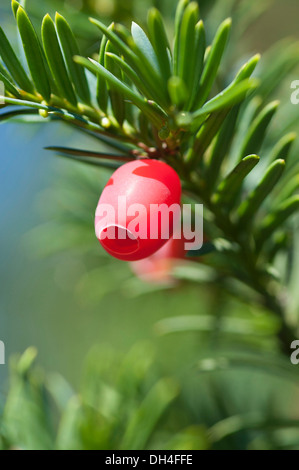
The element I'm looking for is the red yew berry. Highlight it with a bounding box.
[95,159,181,261]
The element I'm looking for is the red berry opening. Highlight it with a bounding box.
[99,225,139,256]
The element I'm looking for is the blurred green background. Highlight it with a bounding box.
[1,0,299,450]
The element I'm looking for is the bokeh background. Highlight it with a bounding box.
[1,0,299,450]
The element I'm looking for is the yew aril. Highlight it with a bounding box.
[95,159,182,261]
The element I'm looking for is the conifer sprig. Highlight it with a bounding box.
[0,0,299,352]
